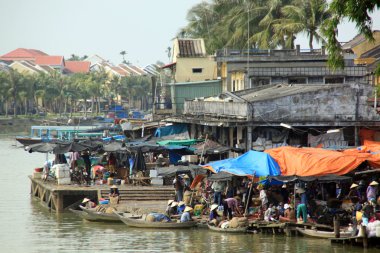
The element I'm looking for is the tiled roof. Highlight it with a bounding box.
[0,48,48,61]
[110,66,128,76]
[35,56,64,66]
[65,61,91,73]
[129,65,147,75]
[342,30,380,50]
[178,39,205,57]
[10,60,41,73]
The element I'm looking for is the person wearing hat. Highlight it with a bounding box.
[209,204,221,226]
[296,187,308,223]
[109,185,120,204]
[258,185,268,209]
[168,201,178,216]
[81,198,96,209]
[165,200,174,216]
[366,181,378,202]
[180,206,193,222]
[177,201,186,215]
[348,183,361,202]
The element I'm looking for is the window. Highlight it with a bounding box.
[192,68,203,73]
[252,77,270,87]
[232,80,236,91]
[325,77,344,84]
[288,77,307,84]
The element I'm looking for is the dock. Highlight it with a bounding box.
[249,221,334,236]
[29,176,175,213]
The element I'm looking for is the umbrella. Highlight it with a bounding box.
[103,142,127,152]
[25,142,56,153]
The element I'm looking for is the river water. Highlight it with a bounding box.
[0,138,375,253]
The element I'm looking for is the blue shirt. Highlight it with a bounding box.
[180,212,191,222]
[150,213,171,222]
[300,193,307,204]
[209,210,219,220]
[177,205,185,215]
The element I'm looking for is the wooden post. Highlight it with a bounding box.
[333,216,340,238]
[244,174,255,216]
[361,225,368,248]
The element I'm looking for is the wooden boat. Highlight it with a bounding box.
[79,206,123,222]
[296,227,352,239]
[208,224,248,233]
[69,208,99,222]
[114,212,197,229]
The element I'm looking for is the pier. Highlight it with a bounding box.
[29,176,175,213]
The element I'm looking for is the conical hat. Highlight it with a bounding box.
[369,181,379,186]
[184,206,193,212]
[350,183,358,189]
[210,204,218,211]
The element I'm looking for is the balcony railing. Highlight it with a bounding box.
[184,101,249,119]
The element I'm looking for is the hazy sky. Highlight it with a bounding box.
[1,0,379,67]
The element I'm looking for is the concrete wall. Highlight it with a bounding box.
[175,57,217,83]
[251,84,378,123]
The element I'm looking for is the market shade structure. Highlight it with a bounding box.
[25,142,56,153]
[202,150,281,177]
[265,146,367,177]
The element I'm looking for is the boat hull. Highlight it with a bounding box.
[208,224,248,233]
[296,227,352,239]
[115,212,197,229]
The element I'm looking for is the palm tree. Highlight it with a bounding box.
[275,0,330,50]
[1,68,26,117]
[120,51,127,64]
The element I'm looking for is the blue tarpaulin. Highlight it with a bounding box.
[154,124,188,138]
[203,150,280,177]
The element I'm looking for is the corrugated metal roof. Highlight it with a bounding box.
[240,84,340,102]
[178,39,205,57]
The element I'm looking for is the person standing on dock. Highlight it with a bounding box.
[296,187,308,223]
[366,181,378,202]
[173,174,184,202]
[212,180,226,207]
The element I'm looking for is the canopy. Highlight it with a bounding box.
[156,165,207,177]
[267,174,352,184]
[203,150,280,177]
[25,142,56,153]
[157,139,201,146]
[208,172,233,181]
[265,146,367,177]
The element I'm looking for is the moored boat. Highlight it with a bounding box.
[114,212,197,229]
[79,206,122,222]
[296,227,352,239]
[69,208,99,221]
[207,224,248,233]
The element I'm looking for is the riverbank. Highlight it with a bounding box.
[0,116,102,135]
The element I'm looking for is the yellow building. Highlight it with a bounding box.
[167,38,217,83]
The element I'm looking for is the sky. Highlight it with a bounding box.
[0,0,380,67]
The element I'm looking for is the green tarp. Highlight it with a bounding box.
[157,139,202,146]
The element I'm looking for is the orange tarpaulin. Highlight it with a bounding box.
[265,146,367,176]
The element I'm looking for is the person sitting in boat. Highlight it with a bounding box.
[146,213,171,223]
[222,196,242,220]
[168,201,178,216]
[208,204,221,226]
[81,198,96,209]
[165,200,174,216]
[177,201,186,215]
[180,206,193,223]
[109,185,120,204]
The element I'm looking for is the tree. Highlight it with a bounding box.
[322,0,380,68]
[120,51,127,64]
[275,0,330,50]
